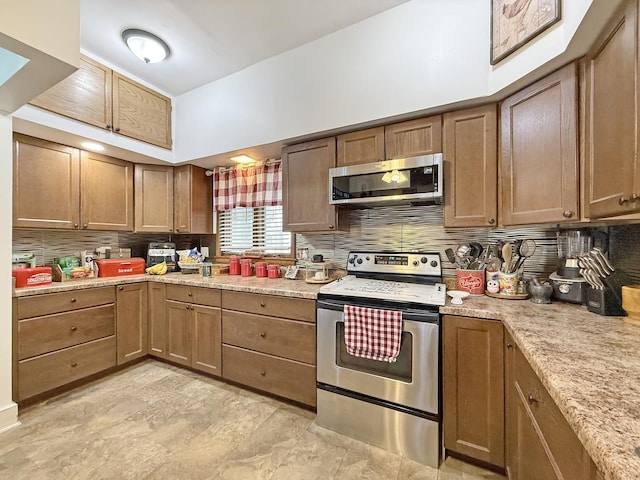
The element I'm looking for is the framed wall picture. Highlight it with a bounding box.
[491,0,561,65]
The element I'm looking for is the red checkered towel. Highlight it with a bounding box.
[343,305,403,363]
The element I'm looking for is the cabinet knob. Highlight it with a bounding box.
[176,228,180,232]
[506,343,513,349]
[115,127,121,132]
[106,124,112,130]
[260,370,266,376]
[632,193,639,203]
[528,393,538,404]
[73,223,78,228]
[70,298,76,303]
[487,218,496,225]
[71,362,78,368]
[185,305,190,310]
[619,196,629,205]
[328,224,335,229]
[83,223,88,229]
[260,332,266,338]
[118,286,124,291]
[70,326,77,332]
[188,292,192,296]
[260,302,266,307]
[562,210,573,218]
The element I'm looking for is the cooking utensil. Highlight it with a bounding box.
[591,248,614,274]
[445,248,458,266]
[513,239,536,272]
[501,242,513,273]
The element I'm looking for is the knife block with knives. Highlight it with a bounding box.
[580,248,630,316]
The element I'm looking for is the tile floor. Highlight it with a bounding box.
[0,360,506,479]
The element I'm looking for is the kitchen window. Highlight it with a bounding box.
[217,205,292,257]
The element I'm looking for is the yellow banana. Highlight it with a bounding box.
[146,261,167,275]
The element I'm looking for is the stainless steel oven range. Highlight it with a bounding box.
[316,251,446,468]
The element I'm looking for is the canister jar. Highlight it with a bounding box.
[229,256,241,275]
[255,261,267,278]
[267,264,279,279]
[240,258,253,277]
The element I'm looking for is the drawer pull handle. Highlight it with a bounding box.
[71,362,78,368]
[528,393,538,404]
[506,343,513,349]
[260,302,266,307]
[188,292,193,296]
[70,326,77,332]
[70,298,77,303]
[260,332,266,338]
[260,370,266,376]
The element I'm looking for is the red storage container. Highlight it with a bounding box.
[12,267,53,288]
[96,258,146,277]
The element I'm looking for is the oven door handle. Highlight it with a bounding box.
[317,301,439,324]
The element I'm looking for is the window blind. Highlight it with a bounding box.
[218,206,291,256]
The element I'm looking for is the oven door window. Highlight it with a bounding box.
[335,323,412,382]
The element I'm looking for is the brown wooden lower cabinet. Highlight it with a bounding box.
[164,285,222,377]
[116,283,148,365]
[505,331,599,479]
[443,315,504,468]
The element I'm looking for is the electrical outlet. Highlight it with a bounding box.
[201,246,210,258]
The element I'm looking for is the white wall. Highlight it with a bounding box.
[176,0,607,163]
[0,113,17,432]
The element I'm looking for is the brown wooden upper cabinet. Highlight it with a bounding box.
[584,0,640,219]
[30,55,172,149]
[282,137,347,232]
[500,62,579,226]
[14,134,133,231]
[385,115,442,159]
[443,105,498,227]
[134,164,174,233]
[174,164,213,234]
[336,127,385,167]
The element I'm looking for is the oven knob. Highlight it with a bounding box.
[412,260,419,267]
[365,256,370,261]
[430,260,438,268]
[348,257,355,264]
[357,258,363,265]
[559,284,571,294]
[420,257,428,264]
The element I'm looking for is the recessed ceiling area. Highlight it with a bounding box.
[80,0,409,96]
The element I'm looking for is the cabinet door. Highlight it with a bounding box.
[165,300,192,367]
[80,151,134,231]
[584,0,639,218]
[443,315,504,468]
[148,282,167,359]
[29,54,112,130]
[443,105,498,227]
[385,115,442,159]
[500,62,579,225]
[116,284,148,365]
[134,164,174,232]
[112,72,172,149]
[192,305,222,376]
[282,137,346,232]
[174,164,213,234]
[13,134,80,229]
[336,127,385,166]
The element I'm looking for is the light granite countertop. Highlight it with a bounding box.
[12,272,323,299]
[443,296,640,480]
[13,275,640,478]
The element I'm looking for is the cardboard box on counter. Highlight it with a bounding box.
[51,264,96,282]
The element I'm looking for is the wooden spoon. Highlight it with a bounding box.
[502,242,512,273]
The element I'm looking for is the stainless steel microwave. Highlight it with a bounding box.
[329,154,443,207]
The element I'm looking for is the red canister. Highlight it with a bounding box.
[240,258,253,277]
[229,256,241,275]
[267,264,279,279]
[255,261,267,278]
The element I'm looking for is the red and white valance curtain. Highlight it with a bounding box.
[213,161,282,211]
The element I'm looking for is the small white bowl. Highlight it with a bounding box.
[447,290,470,305]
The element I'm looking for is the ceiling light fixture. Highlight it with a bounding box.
[230,154,255,164]
[122,29,171,64]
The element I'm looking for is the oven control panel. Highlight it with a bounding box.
[346,251,441,276]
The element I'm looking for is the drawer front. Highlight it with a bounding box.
[222,345,316,407]
[165,284,221,307]
[18,287,115,319]
[221,291,316,323]
[18,336,116,401]
[18,304,115,360]
[514,348,591,479]
[222,310,315,364]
